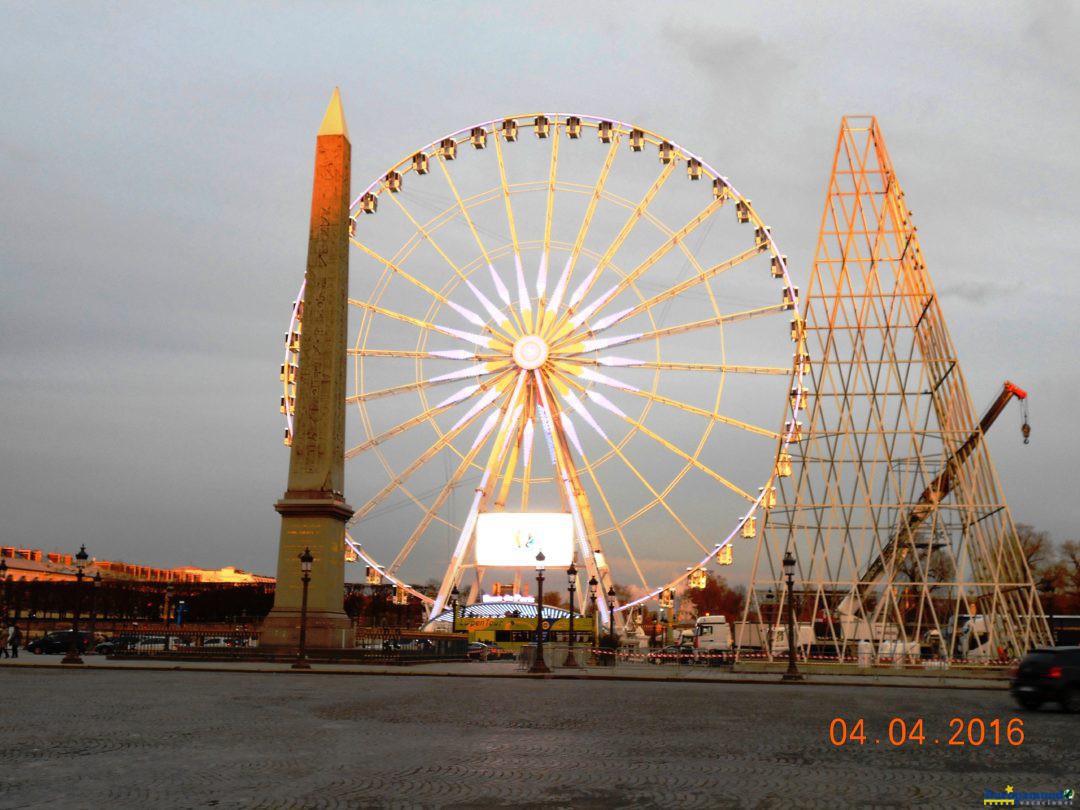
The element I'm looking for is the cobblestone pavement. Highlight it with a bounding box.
[0,668,1075,809]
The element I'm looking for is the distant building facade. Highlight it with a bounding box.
[0,547,273,585]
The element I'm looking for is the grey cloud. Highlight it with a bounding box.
[936,278,1024,305]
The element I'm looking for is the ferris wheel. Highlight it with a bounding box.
[283,114,804,625]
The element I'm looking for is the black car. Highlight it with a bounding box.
[647,644,696,664]
[26,630,95,655]
[1010,647,1080,711]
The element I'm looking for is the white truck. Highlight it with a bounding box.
[768,623,815,658]
[693,615,733,664]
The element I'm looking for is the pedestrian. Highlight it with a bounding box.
[1,624,9,658]
[9,624,19,658]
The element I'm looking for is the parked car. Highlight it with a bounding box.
[1010,647,1080,711]
[26,631,95,655]
[647,644,696,665]
[95,635,141,655]
[201,636,232,647]
[467,642,513,660]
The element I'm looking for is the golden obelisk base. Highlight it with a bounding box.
[260,497,355,651]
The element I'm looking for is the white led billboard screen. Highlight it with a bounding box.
[474,512,574,567]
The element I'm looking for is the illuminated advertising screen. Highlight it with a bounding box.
[475,512,574,567]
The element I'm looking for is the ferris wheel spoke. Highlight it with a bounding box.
[383,190,467,276]
[558,302,790,356]
[537,138,620,336]
[567,282,620,331]
[348,298,509,350]
[352,238,512,341]
[433,372,529,614]
[545,256,573,323]
[554,360,779,440]
[547,373,709,554]
[533,373,634,590]
[553,368,755,502]
[574,356,791,375]
[382,189,522,340]
[348,348,479,361]
[343,379,506,462]
[542,122,560,267]
[433,157,521,340]
[348,373,520,528]
[493,418,525,511]
[567,244,767,341]
[386,413,499,576]
[575,194,730,326]
[492,126,529,334]
[616,383,781,440]
[536,125,560,323]
[344,385,491,461]
[493,121,522,257]
[519,415,535,511]
[566,135,622,281]
[558,410,586,458]
[345,362,507,404]
[514,254,533,332]
[549,160,678,340]
[560,426,650,589]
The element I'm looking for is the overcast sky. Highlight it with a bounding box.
[2,1,1077,579]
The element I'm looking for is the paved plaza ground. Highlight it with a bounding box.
[0,663,1076,809]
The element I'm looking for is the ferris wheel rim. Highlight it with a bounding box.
[284,111,809,611]
[349,112,799,293]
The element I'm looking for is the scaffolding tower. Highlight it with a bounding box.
[742,117,1050,663]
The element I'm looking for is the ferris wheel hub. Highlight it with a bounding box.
[512,335,549,370]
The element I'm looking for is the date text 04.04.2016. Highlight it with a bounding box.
[828,717,1024,747]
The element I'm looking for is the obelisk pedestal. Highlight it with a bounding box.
[261,88,355,651]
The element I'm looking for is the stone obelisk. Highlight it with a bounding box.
[262,88,354,650]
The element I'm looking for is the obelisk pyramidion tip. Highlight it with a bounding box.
[318,87,349,140]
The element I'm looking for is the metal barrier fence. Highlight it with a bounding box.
[82,627,469,664]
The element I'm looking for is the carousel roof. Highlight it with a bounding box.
[430,602,580,623]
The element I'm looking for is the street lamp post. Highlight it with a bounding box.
[588,576,598,652]
[163,583,174,653]
[89,572,101,639]
[62,545,89,665]
[0,558,8,622]
[293,548,313,670]
[529,551,551,674]
[1037,578,1056,647]
[450,585,461,633]
[606,586,616,644]
[564,563,578,668]
[782,551,803,682]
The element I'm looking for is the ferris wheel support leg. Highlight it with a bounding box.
[433,493,483,619]
[532,372,613,631]
[432,373,527,618]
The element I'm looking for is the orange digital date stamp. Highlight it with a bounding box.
[828,717,1025,747]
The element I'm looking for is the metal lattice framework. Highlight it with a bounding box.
[744,116,1051,662]
[283,114,803,626]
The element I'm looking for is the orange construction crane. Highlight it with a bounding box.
[918,381,1030,512]
[850,381,1030,596]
